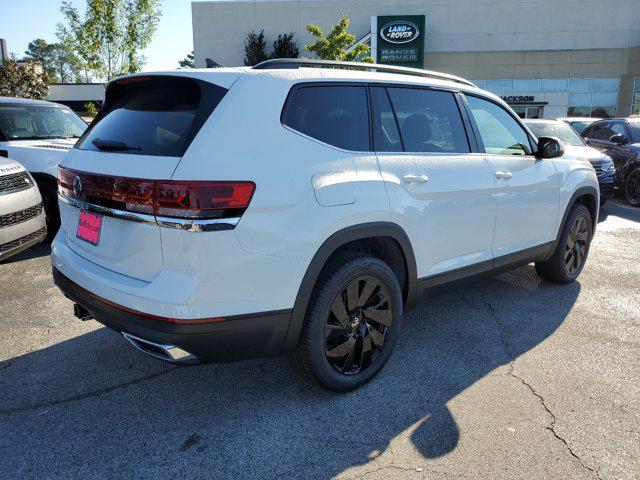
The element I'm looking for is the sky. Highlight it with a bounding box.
[0,0,198,74]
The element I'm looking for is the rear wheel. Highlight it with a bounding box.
[625,167,640,207]
[535,204,592,283]
[291,254,403,392]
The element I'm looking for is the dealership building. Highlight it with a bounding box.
[192,0,640,119]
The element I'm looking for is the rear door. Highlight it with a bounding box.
[58,75,231,281]
[372,85,497,278]
[463,94,559,259]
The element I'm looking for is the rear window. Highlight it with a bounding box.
[282,85,370,151]
[77,76,227,157]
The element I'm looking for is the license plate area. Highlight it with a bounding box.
[76,211,103,246]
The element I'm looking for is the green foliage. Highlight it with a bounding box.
[271,33,299,59]
[243,30,269,66]
[304,16,373,63]
[179,50,195,68]
[0,57,49,99]
[84,101,99,117]
[58,0,161,81]
[24,38,85,83]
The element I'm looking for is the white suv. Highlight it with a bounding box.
[0,97,87,239]
[52,60,599,391]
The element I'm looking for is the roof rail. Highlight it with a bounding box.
[252,58,477,88]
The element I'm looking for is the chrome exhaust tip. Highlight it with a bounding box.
[121,332,198,364]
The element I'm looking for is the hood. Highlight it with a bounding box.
[562,145,611,165]
[0,156,26,175]
[1,138,77,177]
[2,137,77,150]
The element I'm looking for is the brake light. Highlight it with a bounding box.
[58,166,255,220]
[156,181,255,219]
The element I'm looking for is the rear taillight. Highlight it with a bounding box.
[58,166,255,220]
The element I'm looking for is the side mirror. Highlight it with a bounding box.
[537,136,565,159]
[609,133,628,145]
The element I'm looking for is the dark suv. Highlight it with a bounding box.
[581,118,640,206]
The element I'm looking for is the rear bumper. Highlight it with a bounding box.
[53,267,292,363]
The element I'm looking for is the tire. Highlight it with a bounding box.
[625,167,640,207]
[535,204,593,284]
[35,179,60,242]
[290,253,403,392]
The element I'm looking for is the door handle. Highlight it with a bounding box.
[495,171,513,180]
[402,174,429,184]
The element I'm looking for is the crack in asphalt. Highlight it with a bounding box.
[479,293,602,480]
[0,366,179,415]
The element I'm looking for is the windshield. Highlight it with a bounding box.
[526,121,585,146]
[569,121,591,134]
[0,105,87,140]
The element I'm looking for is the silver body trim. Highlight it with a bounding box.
[58,193,240,232]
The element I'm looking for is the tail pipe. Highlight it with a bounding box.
[121,332,198,364]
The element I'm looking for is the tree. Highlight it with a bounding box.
[243,30,269,66]
[58,0,161,81]
[304,16,373,63]
[0,57,49,99]
[179,50,195,68]
[25,39,84,83]
[271,33,299,59]
[84,101,99,118]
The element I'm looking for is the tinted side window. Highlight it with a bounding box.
[387,88,470,153]
[590,123,615,141]
[370,87,402,152]
[466,96,532,156]
[283,86,369,151]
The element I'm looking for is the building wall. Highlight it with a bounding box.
[192,0,640,117]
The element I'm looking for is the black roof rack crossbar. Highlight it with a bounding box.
[252,58,476,88]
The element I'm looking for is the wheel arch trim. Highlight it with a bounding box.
[545,185,598,261]
[282,222,417,352]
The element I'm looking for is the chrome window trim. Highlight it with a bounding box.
[58,193,240,232]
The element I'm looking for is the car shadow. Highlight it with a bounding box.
[598,199,640,224]
[0,266,580,479]
[0,242,51,265]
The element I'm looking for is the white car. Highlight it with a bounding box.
[52,60,599,391]
[0,97,87,239]
[0,156,46,261]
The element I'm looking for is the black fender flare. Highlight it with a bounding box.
[544,185,598,261]
[282,222,417,352]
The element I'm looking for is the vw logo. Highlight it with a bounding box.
[380,21,420,44]
[73,176,82,196]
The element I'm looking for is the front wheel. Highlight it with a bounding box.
[535,204,593,283]
[290,254,403,392]
[625,167,640,207]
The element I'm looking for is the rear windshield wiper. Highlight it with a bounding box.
[91,138,141,152]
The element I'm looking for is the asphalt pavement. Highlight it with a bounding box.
[1,199,639,479]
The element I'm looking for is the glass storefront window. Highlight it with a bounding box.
[485,79,512,93]
[594,78,619,92]
[569,78,594,92]
[569,92,591,106]
[567,106,591,117]
[513,79,542,92]
[632,77,640,115]
[542,79,568,92]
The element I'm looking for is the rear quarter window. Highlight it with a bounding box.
[282,85,370,151]
[77,76,227,157]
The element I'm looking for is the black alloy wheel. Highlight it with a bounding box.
[290,253,403,392]
[625,168,640,207]
[324,276,391,375]
[565,214,589,275]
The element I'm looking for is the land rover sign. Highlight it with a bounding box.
[380,21,420,44]
[374,15,425,69]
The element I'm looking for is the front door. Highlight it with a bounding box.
[464,95,560,259]
[371,86,497,278]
